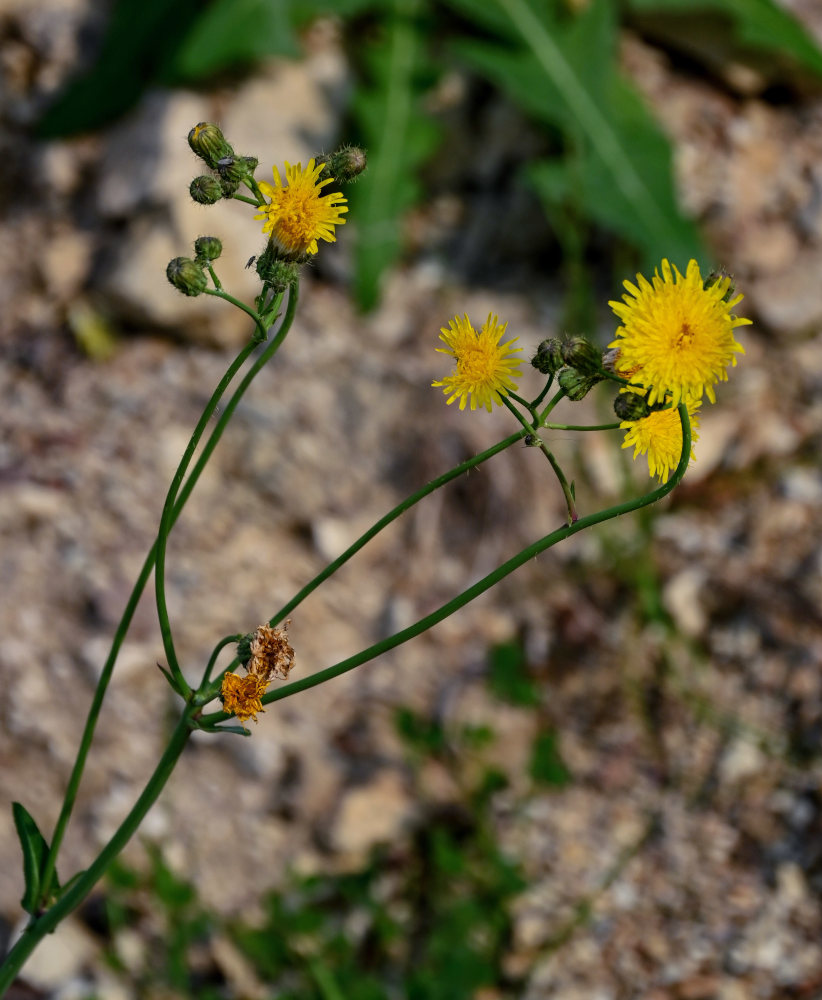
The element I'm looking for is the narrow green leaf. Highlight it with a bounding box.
[348,0,440,309]
[529,730,572,787]
[454,0,703,266]
[12,803,59,914]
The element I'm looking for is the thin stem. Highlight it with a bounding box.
[197,406,690,725]
[544,421,620,432]
[507,391,538,422]
[531,376,554,410]
[154,339,261,695]
[206,265,222,290]
[267,430,526,630]
[38,289,294,907]
[203,289,268,341]
[502,396,577,523]
[0,714,193,995]
[539,387,567,422]
[202,635,243,687]
[232,193,261,206]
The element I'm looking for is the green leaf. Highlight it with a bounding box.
[627,0,822,78]
[348,0,440,309]
[36,0,207,136]
[174,0,301,78]
[452,0,704,267]
[529,730,572,787]
[12,802,59,914]
[486,640,538,707]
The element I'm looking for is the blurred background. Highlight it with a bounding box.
[2,0,822,996]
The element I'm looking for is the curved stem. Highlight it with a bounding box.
[38,289,296,908]
[0,714,193,995]
[154,339,261,695]
[531,376,554,409]
[203,289,268,341]
[502,396,577,523]
[539,387,566,421]
[197,406,690,725]
[202,635,243,687]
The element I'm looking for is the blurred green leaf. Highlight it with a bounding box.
[452,0,704,268]
[175,0,301,74]
[628,0,822,77]
[37,0,207,136]
[348,0,440,310]
[487,640,539,707]
[529,729,572,787]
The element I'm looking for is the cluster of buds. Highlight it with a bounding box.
[166,235,223,297]
[531,335,606,400]
[188,122,258,203]
[221,622,295,724]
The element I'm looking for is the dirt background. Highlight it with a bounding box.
[2,1,822,997]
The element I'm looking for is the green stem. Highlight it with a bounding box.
[203,289,268,342]
[539,388,566,422]
[502,396,577,523]
[544,421,620,431]
[0,714,193,995]
[202,635,243,687]
[531,376,554,410]
[154,338,262,695]
[232,193,261,206]
[268,431,526,627]
[507,391,538,422]
[38,288,294,907]
[198,406,690,725]
[206,265,222,290]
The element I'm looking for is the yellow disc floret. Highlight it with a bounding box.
[609,259,749,407]
[432,313,523,412]
[256,159,348,256]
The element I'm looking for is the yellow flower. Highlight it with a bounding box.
[256,159,347,256]
[221,671,268,724]
[432,313,522,412]
[609,259,749,407]
[620,397,701,483]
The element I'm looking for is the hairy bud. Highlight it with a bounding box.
[166,256,207,297]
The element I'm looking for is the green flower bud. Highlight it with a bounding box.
[166,256,207,297]
[613,391,651,421]
[531,338,564,376]
[558,367,603,401]
[193,235,223,262]
[216,155,245,185]
[256,251,299,291]
[562,336,603,375]
[317,145,368,183]
[236,632,254,666]
[240,155,259,173]
[188,122,234,169]
[190,175,223,205]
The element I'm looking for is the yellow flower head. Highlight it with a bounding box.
[609,259,749,407]
[620,397,701,483]
[221,671,267,724]
[432,313,522,412]
[256,159,348,256]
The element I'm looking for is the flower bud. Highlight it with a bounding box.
[558,367,603,401]
[193,235,223,262]
[240,155,259,173]
[166,256,207,297]
[562,335,603,375]
[256,252,299,291]
[216,155,245,185]
[188,122,234,169]
[317,145,368,183]
[613,391,651,421]
[189,175,223,204]
[531,338,564,375]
